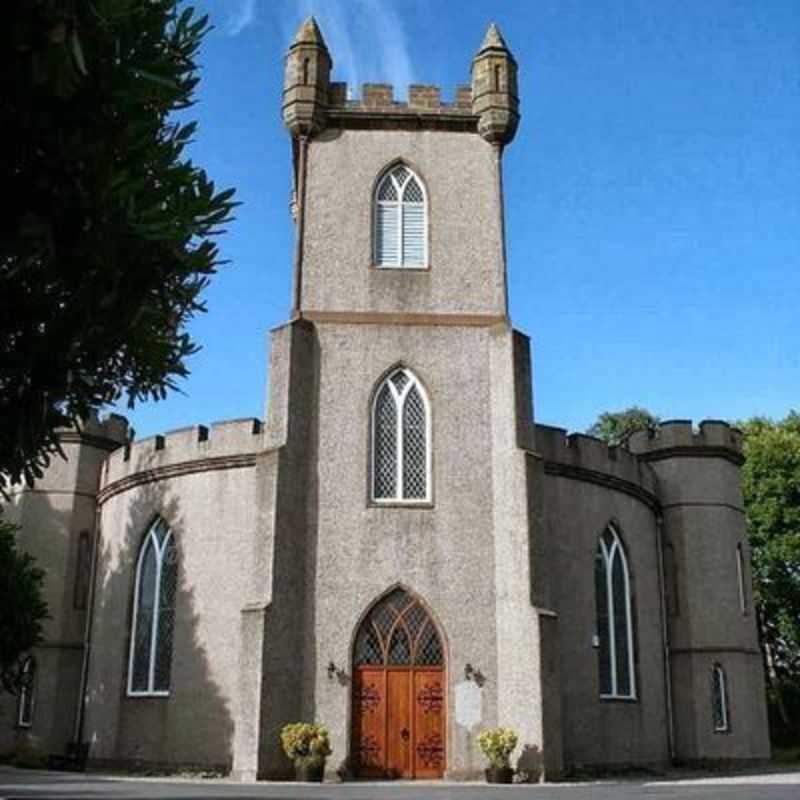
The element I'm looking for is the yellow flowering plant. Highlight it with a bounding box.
[477,727,519,768]
[280,722,332,767]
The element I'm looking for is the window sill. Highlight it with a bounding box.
[126,691,170,699]
[599,694,638,703]
[369,500,434,510]
[370,264,430,272]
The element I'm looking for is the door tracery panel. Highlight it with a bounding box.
[351,588,446,779]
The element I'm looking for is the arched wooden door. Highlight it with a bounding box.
[351,588,446,779]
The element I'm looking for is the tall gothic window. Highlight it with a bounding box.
[128,518,177,696]
[372,368,430,503]
[712,663,730,732]
[374,164,427,268]
[595,524,636,699]
[16,656,35,727]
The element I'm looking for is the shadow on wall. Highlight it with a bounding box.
[0,494,82,765]
[86,478,235,773]
[516,743,543,783]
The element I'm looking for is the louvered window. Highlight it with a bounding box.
[372,368,430,502]
[712,664,730,732]
[374,164,428,268]
[595,524,637,700]
[128,518,177,696]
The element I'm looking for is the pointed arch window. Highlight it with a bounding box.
[354,588,443,667]
[374,164,428,268]
[128,518,177,696]
[595,524,636,700]
[16,656,36,728]
[711,663,730,732]
[372,368,431,503]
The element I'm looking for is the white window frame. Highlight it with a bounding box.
[712,664,730,732]
[373,164,429,269]
[127,518,175,697]
[597,524,637,700]
[16,656,35,728]
[370,367,432,504]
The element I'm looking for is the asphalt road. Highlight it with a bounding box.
[2,768,800,800]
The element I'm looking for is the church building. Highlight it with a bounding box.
[2,20,770,780]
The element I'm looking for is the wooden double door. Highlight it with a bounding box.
[351,589,446,779]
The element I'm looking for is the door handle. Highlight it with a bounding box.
[400,727,410,741]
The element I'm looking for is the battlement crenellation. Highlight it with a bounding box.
[534,424,657,496]
[325,82,475,116]
[103,417,264,487]
[627,419,743,458]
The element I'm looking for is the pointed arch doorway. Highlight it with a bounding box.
[351,588,446,779]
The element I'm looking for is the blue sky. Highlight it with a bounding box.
[119,0,799,439]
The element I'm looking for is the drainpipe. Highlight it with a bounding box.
[493,143,510,322]
[655,511,675,761]
[291,135,309,318]
[73,464,105,748]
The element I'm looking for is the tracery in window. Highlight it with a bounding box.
[16,656,35,728]
[595,524,636,700]
[374,164,427,268]
[128,518,177,696]
[354,588,443,667]
[712,663,730,732]
[372,368,430,502]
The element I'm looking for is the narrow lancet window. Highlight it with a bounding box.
[712,663,730,732]
[128,518,177,696]
[372,368,430,502]
[16,657,35,727]
[595,524,636,699]
[374,164,427,268]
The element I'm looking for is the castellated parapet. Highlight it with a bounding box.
[282,18,518,144]
[100,418,264,494]
[535,423,658,499]
[627,419,744,463]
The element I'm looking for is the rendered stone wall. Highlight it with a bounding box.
[629,421,770,762]
[301,128,506,318]
[0,418,126,761]
[535,426,670,769]
[84,420,262,770]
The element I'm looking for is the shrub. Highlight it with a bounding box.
[280,723,332,767]
[477,727,518,768]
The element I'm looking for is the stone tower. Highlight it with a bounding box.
[282,17,331,136]
[471,23,520,146]
[628,423,770,761]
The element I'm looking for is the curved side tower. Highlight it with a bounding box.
[0,414,128,761]
[629,421,770,762]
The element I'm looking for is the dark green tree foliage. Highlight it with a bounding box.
[0,1,236,492]
[0,522,48,694]
[740,413,800,741]
[587,407,660,446]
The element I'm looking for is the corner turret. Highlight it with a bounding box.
[282,17,331,137]
[471,23,520,146]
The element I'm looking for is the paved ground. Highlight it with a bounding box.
[2,767,800,800]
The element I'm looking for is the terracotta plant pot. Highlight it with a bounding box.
[295,761,325,782]
[485,765,514,783]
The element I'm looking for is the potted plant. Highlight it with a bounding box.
[280,722,332,782]
[478,727,518,783]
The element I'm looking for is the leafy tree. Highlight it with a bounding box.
[0,521,48,694]
[586,407,660,446]
[1,1,236,493]
[739,413,800,740]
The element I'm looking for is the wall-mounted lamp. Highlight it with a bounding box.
[327,661,338,680]
[465,663,486,688]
